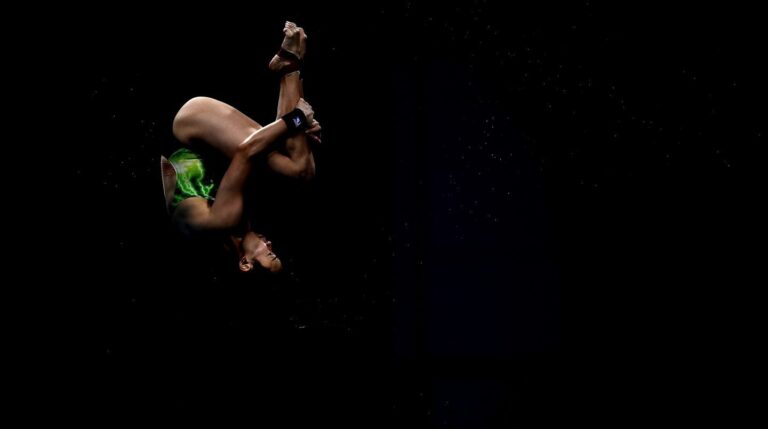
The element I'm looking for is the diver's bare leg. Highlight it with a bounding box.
[267,25,316,179]
[172,97,308,232]
[268,72,315,179]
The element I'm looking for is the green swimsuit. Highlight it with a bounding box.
[168,147,216,210]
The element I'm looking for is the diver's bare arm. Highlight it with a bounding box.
[239,118,290,158]
[172,102,315,233]
[242,98,314,158]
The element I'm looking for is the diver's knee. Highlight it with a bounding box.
[299,163,316,181]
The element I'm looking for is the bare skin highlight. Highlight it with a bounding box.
[167,21,322,274]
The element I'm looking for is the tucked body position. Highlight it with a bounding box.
[162,22,321,273]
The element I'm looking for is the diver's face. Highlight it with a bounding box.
[238,233,282,273]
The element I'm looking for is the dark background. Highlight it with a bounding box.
[52,0,763,426]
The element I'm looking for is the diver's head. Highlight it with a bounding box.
[238,232,283,273]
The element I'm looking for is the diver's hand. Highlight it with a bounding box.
[306,119,322,143]
[296,98,314,123]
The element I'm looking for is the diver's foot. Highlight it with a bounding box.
[268,21,307,74]
[281,21,303,57]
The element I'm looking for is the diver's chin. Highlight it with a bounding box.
[269,258,283,273]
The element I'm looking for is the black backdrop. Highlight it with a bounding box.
[52,1,764,426]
